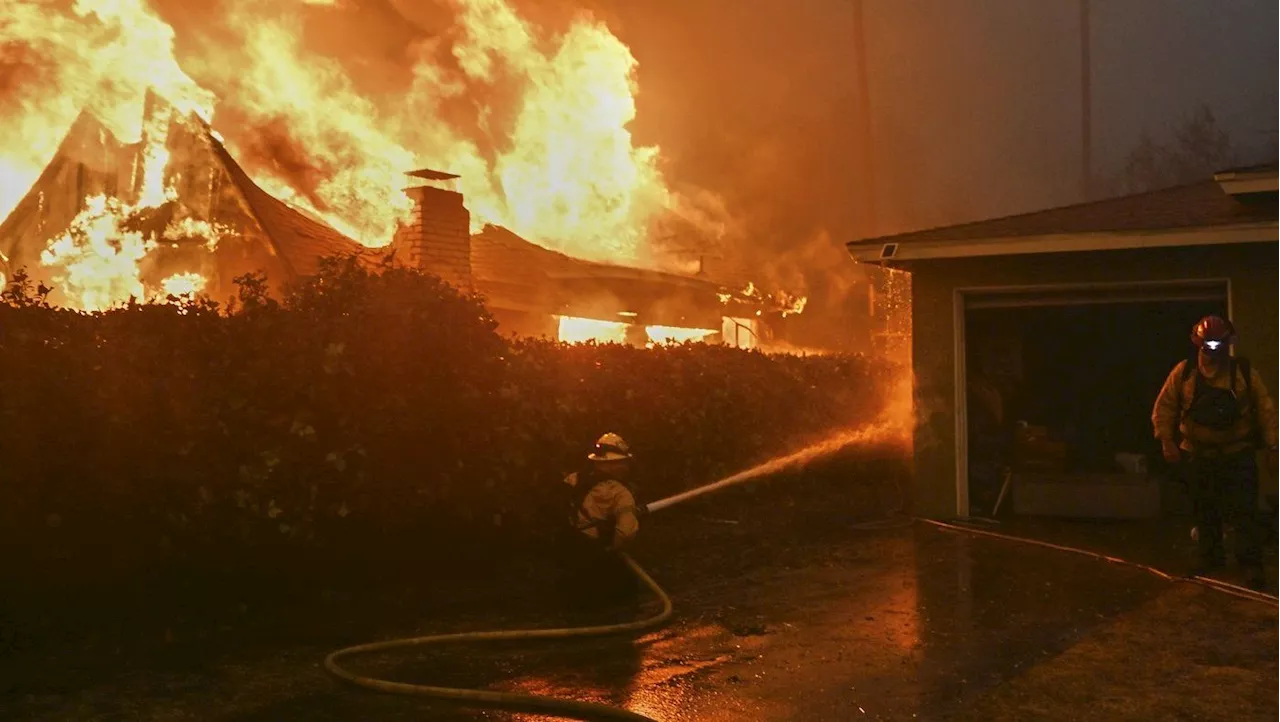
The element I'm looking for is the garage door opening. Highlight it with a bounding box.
[962,283,1228,518]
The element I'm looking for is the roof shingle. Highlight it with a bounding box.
[849,178,1277,248]
[207,135,381,277]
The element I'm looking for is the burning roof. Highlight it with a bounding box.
[0,96,790,332]
[0,0,696,266]
[1,0,813,326]
[0,95,379,309]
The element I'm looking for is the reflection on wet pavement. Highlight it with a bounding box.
[8,504,1271,722]
[422,521,1180,721]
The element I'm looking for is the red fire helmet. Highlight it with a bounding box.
[1190,315,1236,351]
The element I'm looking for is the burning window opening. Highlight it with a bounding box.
[645,325,718,346]
[722,316,760,350]
[556,315,724,348]
[557,316,629,345]
[159,271,207,298]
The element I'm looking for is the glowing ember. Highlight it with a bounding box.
[558,316,629,345]
[160,272,206,298]
[646,325,716,345]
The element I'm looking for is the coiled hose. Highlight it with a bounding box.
[324,552,672,721]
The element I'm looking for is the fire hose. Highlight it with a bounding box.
[321,483,764,722]
[324,551,672,721]
[325,478,1277,721]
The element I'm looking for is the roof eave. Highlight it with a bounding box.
[845,221,1279,264]
[1213,168,1279,196]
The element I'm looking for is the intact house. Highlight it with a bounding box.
[847,166,1278,520]
[0,97,777,346]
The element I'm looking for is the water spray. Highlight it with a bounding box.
[645,421,904,514]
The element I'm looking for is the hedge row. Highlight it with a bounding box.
[0,259,903,593]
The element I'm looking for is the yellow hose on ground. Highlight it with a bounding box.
[324,552,672,722]
[921,518,1280,606]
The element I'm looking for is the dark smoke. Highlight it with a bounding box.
[0,23,60,117]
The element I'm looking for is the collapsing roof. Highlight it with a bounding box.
[2,95,781,331]
[0,95,379,306]
[848,167,1278,265]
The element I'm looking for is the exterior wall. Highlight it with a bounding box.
[490,307,558,339]
[395,186,472,291]
[903,242,1278,519]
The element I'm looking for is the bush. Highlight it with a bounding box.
[0,259,903,598]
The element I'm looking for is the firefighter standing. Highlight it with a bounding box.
[1152,316,1279,587]
[560,433,644,606]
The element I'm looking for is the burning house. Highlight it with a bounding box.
[1,98,789,348]
[0,97,380,308]
[396,171,783,347]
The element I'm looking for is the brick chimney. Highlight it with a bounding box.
[395,169,472,291]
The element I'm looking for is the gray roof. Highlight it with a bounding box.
[849,176,1277,248]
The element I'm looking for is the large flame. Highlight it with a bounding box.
[0,0,216,221]
[557,315,629,345]
[645,325,716,345]
[1,0,684,266]
[557,315,718,347]
[39,195,158,310]
[37,189,223,311]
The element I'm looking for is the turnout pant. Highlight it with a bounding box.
[1187,451,1263,569]
[556,528,640,611]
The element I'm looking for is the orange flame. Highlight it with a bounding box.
[39,195,157,310]
[557,316,717,346]
[645,325,717,345]
[0,0,216,222]
[159,271,206,297]
[2,0,729,283]
[557,315,629,344]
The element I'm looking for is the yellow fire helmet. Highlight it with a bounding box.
[588,432,632,462]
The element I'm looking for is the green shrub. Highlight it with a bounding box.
[0,259,902,594]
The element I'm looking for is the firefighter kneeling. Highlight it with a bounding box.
[1153,316,1279,590]
[560,432,644,609]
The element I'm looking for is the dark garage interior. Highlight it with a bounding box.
[965,296,1229,514]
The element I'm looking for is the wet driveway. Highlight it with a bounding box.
[5,499,1276,721]
[423,523,1181,720]
[230,520,1273,721]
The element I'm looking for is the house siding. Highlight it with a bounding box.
[903,242,1278,518]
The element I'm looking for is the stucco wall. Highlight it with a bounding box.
[903,242,1278,518]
